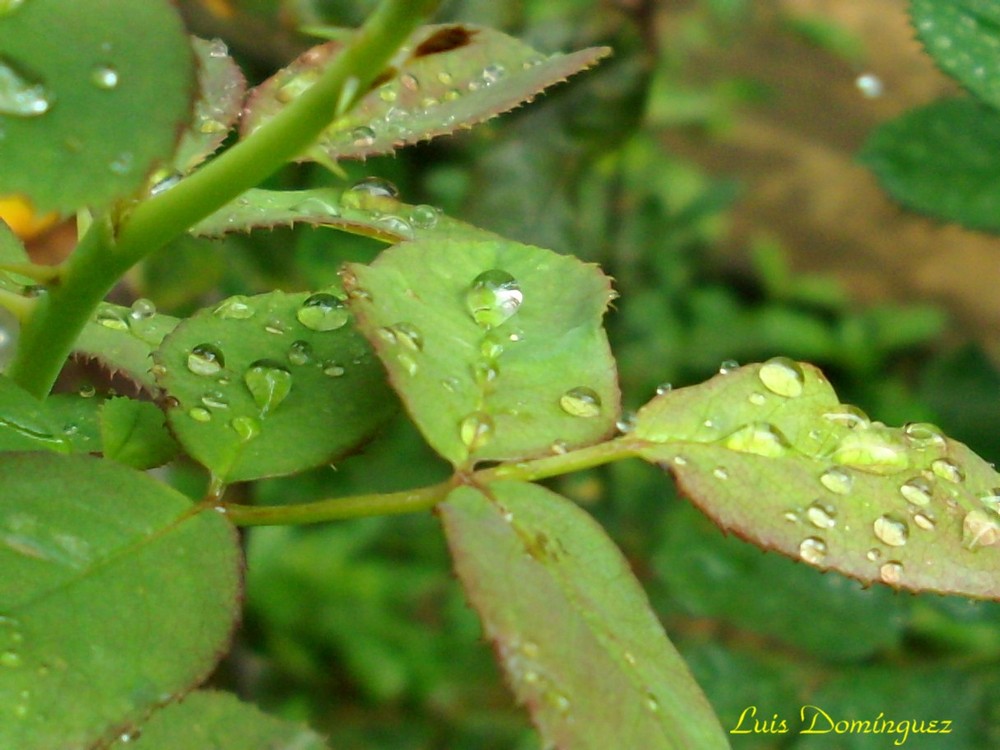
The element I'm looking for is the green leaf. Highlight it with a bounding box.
[0,221,30,293]
[47,392,103,453]
[109,691,329,749]
[73,301,180,394]
[911,0,1000,108]
[439,481,730,749]
[191,187,485,244]
[153,289,396,482]
[343,238,620,466]
[169,37,246,176]
[0,374,70,453]
[632,359,1000,599]
[0,0,196,213]
[0,453,241,750]
[241,24,609,162]
[100,397,179,469]
[859,97,1000,232]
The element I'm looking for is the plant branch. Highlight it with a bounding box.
[6,0,439,397]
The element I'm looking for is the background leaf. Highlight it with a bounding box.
[241,24,609,162]
[911,0,1000,108]
[344,238,620,466]
[109,690,329,749]
[0,375,70,453]
[99,396,179,470]
[859,97,1000,233]
[633,360,1000,599]
[0,453,241,750]
[0,0,196,212]
[440,481,730,750]
[153,289,396,482]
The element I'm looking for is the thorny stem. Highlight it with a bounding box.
[6,0,440,398]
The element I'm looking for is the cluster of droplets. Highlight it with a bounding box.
[173,292,356,439]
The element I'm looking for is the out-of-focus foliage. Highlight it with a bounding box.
[160,0,1000,747]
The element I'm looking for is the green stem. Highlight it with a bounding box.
[7,0,439,397]
[222,439,638,527]
[224,478,456,526]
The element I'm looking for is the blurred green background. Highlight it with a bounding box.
[135,0,1000,747]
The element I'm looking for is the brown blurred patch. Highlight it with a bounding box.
[655,0,1000,349]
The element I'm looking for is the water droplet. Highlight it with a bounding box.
[373,214,415,239]
[712,466,729,480]
[408,204,440,229]
[263,318,286,335]
[296,292,349,332]
[873,515,909,547]
[322,360,345,377]
[855,72,883,98]
[930,458,964,483]
[90,65,119,90]
[244,360,292,417]
[903,422,945,450]
[806,501,837,529]
[559,387,602,418]
[344,176,398,200]
[207,38,228,58]
[866,548,882,562]
[913,511,936,531]
[200,390,228,409]
[899,477,932,506]
[822,405,871,430]
[672,455,688,466]
[349,126,376,147]
[230,415,260,442]
[96,307,129,331]
[129,298,156,321]
[109,151,133,175]
[655,382,673,396]
[378,86,397,102]
[466,269,523,328]
[382,322,423,351]
[287,340,314,366]
[831,429,909,474]
[188,407,211,422]
[0,56,52,117]
[480,333,504,360]
[718,359,739,374]
[149,171,181,196]
[0,0,26,16]
[645,691,660,712]
[879,561,903,585]
[758,357,805,398]
[723,422,790,458]
[819,467,853,495]
[980,489,1000,514]
[799,536,827,565]
[471,360,499,385]
[78,384,96,398]
[616,412,636,434]
[213,295,254,320]
[748,391,767,406]
[460,411,494,450]
[397,352,418,376]
[962,509,1000,550]
[187,344,225,376]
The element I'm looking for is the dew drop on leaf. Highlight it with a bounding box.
[213,295,254,320]
[96,306,129,331]
[460,411,494,450]
[757,356,805,398]
[930,457,965,484]
[899,477,932,506]
[962,510,1000,550]
[465,269,523,328]
[128,298,156,321]
[287,340,314,366]
[322,360,345,377]
[230,415,260,442]
[798,536,827,565]
[819,466,853,495]
[373,215,415,239]
[243,359,292,417]
[821,405,871,430]
[472,360,499,385]
[722,422,790,458]
[344,176,398,200]
[655,382,673,396]
[186,343,225,376]
[188,407,211,423]
[873,514,909,547]
[383,322,423,351]
[718,359,739,374]
[90,65,119,90]
[879,561,903,585]
[0,56,52,117]
[408,204,440,229]
[350,125,376,147]
[831,429,909,474]
[200,390,228,409]
[902,422,945,450]
[913,511,936,531]
[559,387,602,418]
[855,72,883,98]
[806,501,837,529]
[296,292,349,332]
